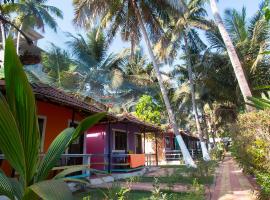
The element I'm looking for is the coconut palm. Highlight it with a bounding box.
[208,0,254,111]
[157,0,211,160]
[14,0,63,54]
[66,28,129,101]
[73,0,196,167]
[41,44,80,89]
[206,5,270,97]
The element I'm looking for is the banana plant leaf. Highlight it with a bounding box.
[4,37,40,185]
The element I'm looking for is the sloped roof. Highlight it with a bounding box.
[166,128,199,140]
[0,80,162,131]
[0,80,106,114]
[31,82,106,113]
[116,112,163,132]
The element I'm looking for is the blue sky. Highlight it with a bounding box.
[38,0,262,56]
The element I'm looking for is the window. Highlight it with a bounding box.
[38,117,46,152]
[114,131,127,151]
[165,136,171,149]
[135,134,142,154]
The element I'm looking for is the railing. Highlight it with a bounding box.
[165,149,202,161]
[165,150,182,161]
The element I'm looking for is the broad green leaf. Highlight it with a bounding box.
[71,112,106,141]
[9,178,24,200]
[4,37,40,184]
[62,178,89,185]
[54,166,105,179]
[36,113,105,182]
[29,180,74,200]
[0,171,16,200]
[53,166,90,179]
[0,94,26,181]
[247,97,270,110]
[36,128,75,182]
[253,85,270,91]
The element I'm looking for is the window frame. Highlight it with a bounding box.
[112,129,129,151]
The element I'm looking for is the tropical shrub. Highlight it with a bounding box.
[230,109,270,199]
[210,143,225,161]
[0,38,105,200]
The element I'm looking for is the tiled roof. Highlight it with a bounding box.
[31,82,106,113]
[166,128,199,140]
[116,112,163,132]
[0,80,106,114]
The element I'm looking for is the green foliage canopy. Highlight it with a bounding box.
[135,95,161,125]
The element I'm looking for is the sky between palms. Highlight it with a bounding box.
[38,0,260,68]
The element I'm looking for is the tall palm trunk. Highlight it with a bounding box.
[16,24,23,55]
[132,0,196,167]
[0,21,5,67]
[0,21,5,50]
[184,32,211,161]
[209,0,253,112]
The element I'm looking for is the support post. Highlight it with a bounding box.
[108,122,111,173]
[143,131,146,154]
[155,132,158,166]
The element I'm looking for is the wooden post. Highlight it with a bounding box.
[108,122,112,173]
[143,131,146,154]
[155,132,158,166]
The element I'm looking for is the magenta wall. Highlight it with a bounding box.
[86,122,143,170]
[86,124,107,170]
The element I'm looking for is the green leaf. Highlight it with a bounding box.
[54,166,105,179]
[253,85,270,91]
[62,178,89,185]
[0,171,16,200]
[53,166,90,179]
[4,37,40,184]
[247,97,270,110]
[36,128,75,182]
[0,93,26,181]
[71,112,106,141]
[9,178,24,200]
[36,113,105,182]
[29,180,74,200]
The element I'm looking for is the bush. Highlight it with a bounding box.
[230,109,270,199]
[210,143,225,161]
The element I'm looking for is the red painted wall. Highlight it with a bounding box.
[1,100,85,176]
[86,124,107,170]
[37,101,84,152]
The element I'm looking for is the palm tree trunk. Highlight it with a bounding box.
[16,24,23,55]
[0,21,5,50]
[209,0,254,112]
[184,32,211,161]
[0,21,5,67]
[132,0,196,167]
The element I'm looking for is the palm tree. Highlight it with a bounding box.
[41,44,77,88]
[209,0,254,111]
[66,28,129,101]
[73,0,196,167]
[157,0,211,160]
[206,5,270,100]
[14,0,63,54]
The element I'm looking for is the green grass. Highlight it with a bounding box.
[137,175,214,185]
[75,189,204,200]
